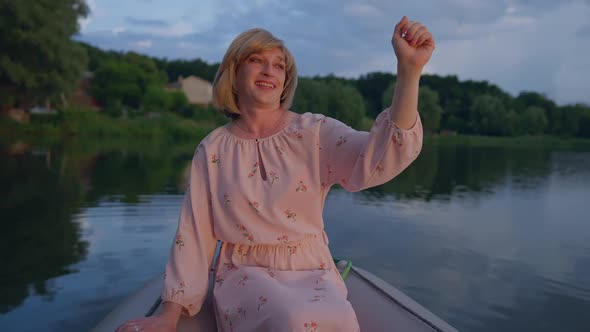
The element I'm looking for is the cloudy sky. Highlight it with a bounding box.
[77,0,590,105]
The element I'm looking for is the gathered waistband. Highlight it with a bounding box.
[216,231,334,272]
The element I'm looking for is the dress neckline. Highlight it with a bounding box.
[222,111,299,142]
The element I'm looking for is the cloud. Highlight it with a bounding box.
[77,29,221,61]
[177,42,200,50]
[343,3,383,19]
[576,23,590,38]
[125,17,169,27]
[78,0,590,105]
[133,40,153,49]
[552,45,590,105]
[112,27,126,36]
[428,1,590,104]
[141,22,194,37]
[79,0,98,33]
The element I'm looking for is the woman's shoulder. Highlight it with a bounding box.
[192,125,228,152]
[292,111,330,129]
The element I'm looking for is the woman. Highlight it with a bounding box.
[117,15,434,332]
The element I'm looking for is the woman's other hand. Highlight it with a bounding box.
[392,16,435,73]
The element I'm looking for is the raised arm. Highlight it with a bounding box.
[390,16,435,129]
[318,16,434,192]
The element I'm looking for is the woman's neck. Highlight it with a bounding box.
[232,106,289,137]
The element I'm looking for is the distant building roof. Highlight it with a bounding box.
[166,75,212,105]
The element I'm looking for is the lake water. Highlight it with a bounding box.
[1,140,589,332]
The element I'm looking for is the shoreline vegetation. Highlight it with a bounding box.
[424,134,590,150]
[2,107,589,152]
[0,107,222,145]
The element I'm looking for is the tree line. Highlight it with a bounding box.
[294,73,590,138]
[1,0,589,138]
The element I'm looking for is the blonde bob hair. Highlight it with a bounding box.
[212,28,298,118]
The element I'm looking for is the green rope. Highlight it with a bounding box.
[333,258,353,280]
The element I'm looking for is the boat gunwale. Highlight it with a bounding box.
[350,266,458,332]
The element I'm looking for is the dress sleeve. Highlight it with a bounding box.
[319,108,423,192]
[161,144,217,317]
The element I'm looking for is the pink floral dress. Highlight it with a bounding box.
[162,108,423,331]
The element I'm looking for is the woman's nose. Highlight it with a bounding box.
[261,63,273,76]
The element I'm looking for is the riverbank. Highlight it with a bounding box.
[2,109,590,151]
[0,108,223,146]
[425,134,590,150]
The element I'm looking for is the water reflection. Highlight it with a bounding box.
[360,145,555,201]
[0,140,197,317]
[0,148,88,313]
[325,146,590,332]
[1,140,589,332]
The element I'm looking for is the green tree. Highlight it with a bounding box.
[90,55,166,110]
[417,86,443,132]
[102,99,125,118]
[91,60,143,108]
[419,74,510,133]
[558,103,590,137]
[168,90,189,113]
[381,80,396,110]
[155,58,219,83]
[325,81,366,129]
[381,83,443,133]
[123,52,167,90]
[189,104,227,124]
[294,78,366,129]
[143,85,172,113]
[293,78,330,115]
[577,106,590,138]
[513,92,557,134]
[517,106,548,135]
[355,72,396,118]
[0,88,15,109]
[0,0,89,108]
[469,94,513,136]
[79,42,124,72]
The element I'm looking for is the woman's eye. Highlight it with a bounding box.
[275,64,285,70]
[250,57,261,63]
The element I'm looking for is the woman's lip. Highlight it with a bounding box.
[255,81,275,88]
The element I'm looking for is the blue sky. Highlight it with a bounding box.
[77,0,590,105]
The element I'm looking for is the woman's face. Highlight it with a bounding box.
[235,47,286,109]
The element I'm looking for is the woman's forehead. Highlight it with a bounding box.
[249,47,285,60]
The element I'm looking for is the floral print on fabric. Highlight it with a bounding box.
[175,234,185,250]
[237,224,254,242]
[248,201,260,214]
[284,209,297,222]
[161,109,423,330]
[211,153,220,165]
[268,171,279,184]
[248,162,259,178]
[296,180,308,192]
[257,296,267,311]
[304,321,319,332]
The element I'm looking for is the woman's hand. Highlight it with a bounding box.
[391,16,435,74]
[114,314,177,332]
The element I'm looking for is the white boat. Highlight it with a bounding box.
[91,262,459,332]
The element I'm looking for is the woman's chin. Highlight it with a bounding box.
[251,95,281,107]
